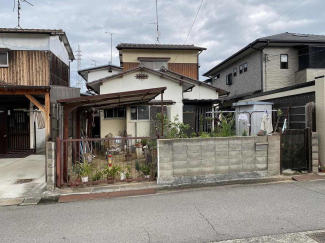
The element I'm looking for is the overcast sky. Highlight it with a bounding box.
[1,0,324,89]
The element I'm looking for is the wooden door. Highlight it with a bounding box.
[0,110,8,154]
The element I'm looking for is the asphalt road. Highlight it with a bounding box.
[1,180,325,243]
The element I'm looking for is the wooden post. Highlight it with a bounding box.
[45,92,50,141]
[161,91,164,138]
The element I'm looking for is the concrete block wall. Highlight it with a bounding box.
[312,132,319,172]
[157,135,281,185]
[46,142,56,191]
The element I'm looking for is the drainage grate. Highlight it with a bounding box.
[307,232,325,243]
[14,178,35,184]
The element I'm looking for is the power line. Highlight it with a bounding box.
[210,0,307,59]
[173,0,204,63]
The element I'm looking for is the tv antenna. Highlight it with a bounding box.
[149,0,160,43]
[105,32,118,64]
[92,60,99,67]
[13,0,34,29]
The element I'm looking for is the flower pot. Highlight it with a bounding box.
[107,177,114,184]
[126,178,132,183]
[144,175,150,180]
[81,176,88,183]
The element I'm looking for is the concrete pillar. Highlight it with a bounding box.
[315,76,325,168]
[312,132,319,172]
[46,142,56,191]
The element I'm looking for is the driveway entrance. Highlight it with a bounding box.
[0,155,45,200]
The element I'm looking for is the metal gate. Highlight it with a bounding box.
[281,128,311,172]
[8,111,30,152]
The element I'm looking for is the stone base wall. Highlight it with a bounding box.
[157,135,280,186]
[312,132,319,172]
[46,142,56,191]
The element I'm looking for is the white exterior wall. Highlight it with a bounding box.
[99,71,183,137]
[0,33,69,65]
[88,69,122,83]
[183,85,218,100]
[100,111,126,137]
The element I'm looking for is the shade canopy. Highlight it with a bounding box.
[57,87,167,110]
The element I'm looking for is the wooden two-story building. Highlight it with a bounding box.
[0,28,79,156]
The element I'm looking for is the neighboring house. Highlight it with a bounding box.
[203,32,325,102]
[79,44,227,138]
[0,28,78,156]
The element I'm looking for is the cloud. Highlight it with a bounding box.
[0,0,323,87]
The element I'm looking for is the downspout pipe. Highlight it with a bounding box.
[197,50,203,80]
[250,41,269,93]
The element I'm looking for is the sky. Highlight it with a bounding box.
[1,0,324,90]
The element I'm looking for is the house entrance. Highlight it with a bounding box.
[0,110,8,154]
[281,129,312,172]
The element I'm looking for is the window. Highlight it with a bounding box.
[280,54,288,69]
[226,73,232,85]
[244,62,247,72]
[239,65,243,74]
[130,106,150,120]
[214,74,220,80]
[233,68,237,77]
[104,108,126,119]
[142,61,167,70]
[0,52,8,67]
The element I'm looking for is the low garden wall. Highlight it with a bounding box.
[157,135,281,186]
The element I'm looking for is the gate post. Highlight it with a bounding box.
[46,141,56,191]
[56,137,61,188]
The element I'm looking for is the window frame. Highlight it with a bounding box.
[233,67,237,77]
[226,73,232,85]
[0,52,9,67]
[104,107,126,119]
[244,62,247,72]
[130,105,150,121]
[239,65,243,74]
[280,54,288,69]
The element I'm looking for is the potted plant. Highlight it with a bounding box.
[80,160,93,183]
[91,170,103,185]
[140,164,151,180]
[125,166,132,182]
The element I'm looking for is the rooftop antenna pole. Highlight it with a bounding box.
[92,60,99,67]
[155,0,160,44]
[105,32,117,64]
[14,0,33,29]
[75,45,83,91]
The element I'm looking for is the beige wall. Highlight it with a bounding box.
[263,47,299,92]
[100,111,126,137]
[183,85,218,100]
[296,68,325,84]
[122,49,199,64]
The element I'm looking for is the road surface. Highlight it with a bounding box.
[1,180,325,242]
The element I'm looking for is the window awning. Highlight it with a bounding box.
[57,87,167,110]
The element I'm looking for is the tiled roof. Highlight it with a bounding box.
[116,43,206,51]
[259,32,325,43]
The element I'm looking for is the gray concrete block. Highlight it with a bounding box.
[159,154,173,163]
[313,167,319,173]
[313,159,319,166]
[229,158,242,166]
[216,158,229,166]
[242,150,255,158]
[158,139,173,148]
[202,159,216,167]
[159,147,172,156]
[187,168,202,176]
[173,168,188,177]
[187,160,202,168]
[187,145,202,153]
[255,150,267,157]
[243,157,255,164]
[173,145,188,154]
[202,152,216,160]
[313,152,319,160]
[268,156,279,165]
[229,144,241,151]
[201,167,216,175]
[229,151,242,159]
[254,136,267,143]
[174,160,188,169]
[215,139,229,145]
[173,153,188,162]
[186,138,201,145]
[268,135,280,141]
[216,151,229,159]
[172,139,188,146]
[312,138,319,145]
[256,156,267,164]
[255,164,267,170]
[200,138,215,145]
[229,138,241,145]
[242,164,256,172]
[215,144,229,152]
[312,145,319,153]
[268,141,280,150]
[312,132,318,138]
[268,149,279,158]
[159,162,173,171]
[241,143,255,151]
[187,152,202,161]
[256,144,268,151]
[159,169,174,178]
[268,163,280,172]
[241,137,255,143]
[201,144,215,152]
[215,166,229,174]
[229,165,243,172]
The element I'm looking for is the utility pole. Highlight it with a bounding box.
[75,45,83,91]
[105,32,117,64]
